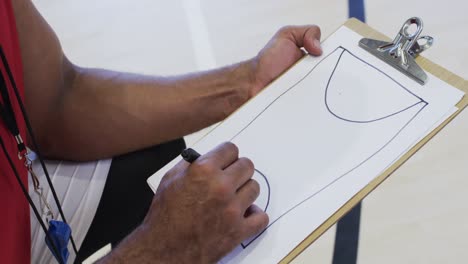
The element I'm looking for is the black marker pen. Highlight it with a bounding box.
[181,148,201,163]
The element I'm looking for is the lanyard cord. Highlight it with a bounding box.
[0,137,65,264]
[0,72,19,134]
[0,70,25,152]
[0,46,78,255]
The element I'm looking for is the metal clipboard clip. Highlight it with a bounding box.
[359,17,433,85]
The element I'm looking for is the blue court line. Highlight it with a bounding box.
[332,204,362,264]
[332,1,366,264]
[349,0,366,22]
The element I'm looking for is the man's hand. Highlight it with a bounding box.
[102,142,268,263]
[250,25,322,96]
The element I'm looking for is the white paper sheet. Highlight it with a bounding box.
[147,26,464,263]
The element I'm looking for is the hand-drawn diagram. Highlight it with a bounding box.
[238,47,428,247]
[252,169,270,213]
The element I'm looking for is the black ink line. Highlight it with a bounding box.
[333,4,366,263]
[228,47,342,142]
[326,48,424,264]
[242,104,427,248]
[327,100,426,124]
[325,49,427,123]
[232,47,429,248]
[255,169,271,213]
[240,168,271,249]
[230,47,427,143]
[337,47,427,104]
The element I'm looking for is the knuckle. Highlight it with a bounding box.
[159,170,177,187]
[309,25,321,37]
[239,157,255,172]
[160,171,172,182]
[259,213,270,228]
[222,141,239,156]
[310,24,320,32]
[192,160,216,176]
[245,180,260,202]
[250,180,260,196]
[224,205,242,220]
[251,213,269,231]
[212,181,232,198]
[279,25,293,34]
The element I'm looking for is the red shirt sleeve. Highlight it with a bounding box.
[0,0,31,263]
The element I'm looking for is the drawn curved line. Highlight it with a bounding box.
[324,48,427,123]
[229,46,427,142]
[234,47,429,248]
[328,100,425,123]
[254,168,271,213]
[242,104,427,248]
[240,169,271,248]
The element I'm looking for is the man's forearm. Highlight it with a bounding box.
[96,220,203,264]
[14,0,322,161]
[43,59,255,160]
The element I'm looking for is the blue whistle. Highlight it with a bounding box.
[45,220,71,263]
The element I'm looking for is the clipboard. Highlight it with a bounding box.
[280,18,468,263]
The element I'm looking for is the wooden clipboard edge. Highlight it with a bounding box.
[280,18,468,263]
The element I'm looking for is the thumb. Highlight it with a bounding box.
[303,26,323,56]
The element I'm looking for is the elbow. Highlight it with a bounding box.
[26,56,82,160]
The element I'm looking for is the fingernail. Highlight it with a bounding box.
[314,39,322,52]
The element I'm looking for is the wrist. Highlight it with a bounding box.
[98,225,165,264]
[215,60,256,120]
[243,57,263,98]
[99,224,209,264]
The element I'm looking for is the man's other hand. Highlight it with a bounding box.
[250,25,322,96]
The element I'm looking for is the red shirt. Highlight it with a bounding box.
[0,0,31,263]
